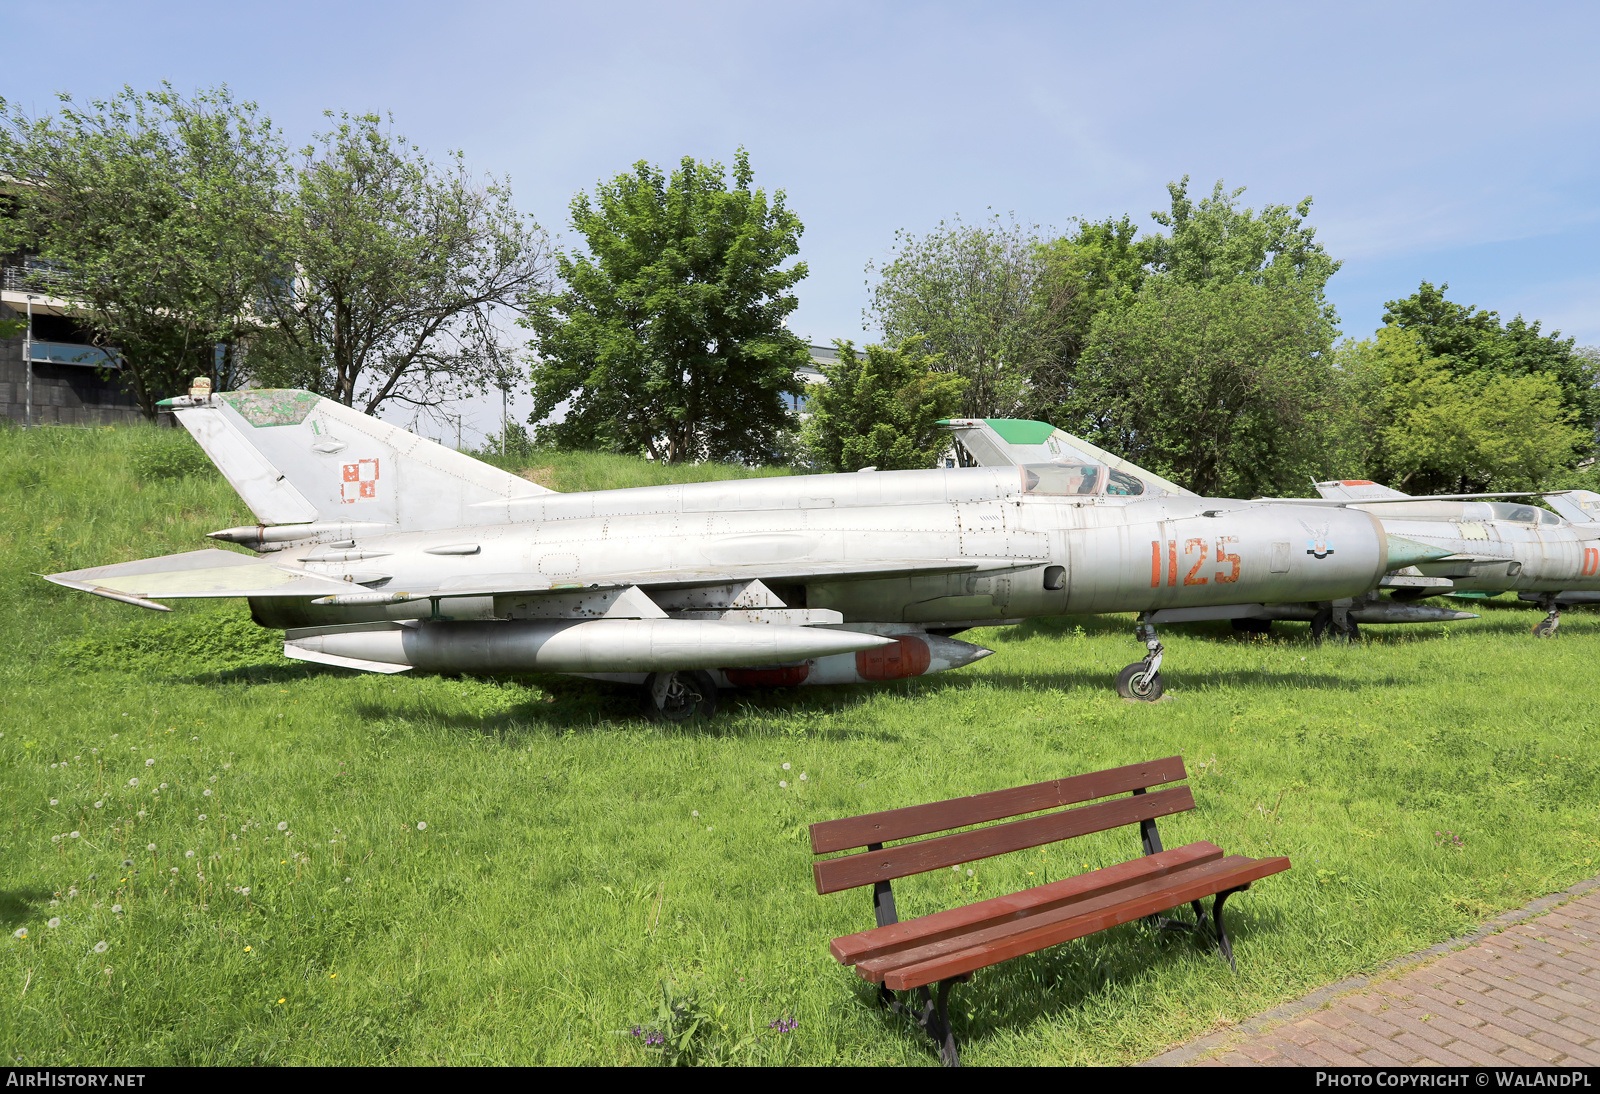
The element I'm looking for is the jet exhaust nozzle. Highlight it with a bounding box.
[285,619,897,674]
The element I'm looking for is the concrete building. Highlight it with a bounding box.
[1,260,147,426]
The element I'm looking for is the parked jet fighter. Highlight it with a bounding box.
[43,391,1444,714]
[1295,479,1600,638]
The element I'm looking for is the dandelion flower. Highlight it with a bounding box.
[51,835,61,844]
[94,801,103,809]
[781,762,791,770]
[159,783,167,789]
[416,821,427,831]
[278,998,286,1005]
[276,822,288,831]
[70,831,79,839]
[12,928,26,939]
[128,778,138,787]
[49,798,58,806]
[209,776,217,782]
[93,941,108,954]
[111,905,122,915]
[244,945,251,952]
[344,878,351,883]
[198,814,206,821]
[203,789,213,797]
[692,810,699,817]
[146,844,156,852]
[799,773,807,781]
[779,781,787,788]
[47,918,60,929]
[966,869,974,877]
[144,759,155,767]
[169,867,179,875]
[185,851,194,858]
[240,887,250,896]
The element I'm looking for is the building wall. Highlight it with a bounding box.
[0,300,151,426]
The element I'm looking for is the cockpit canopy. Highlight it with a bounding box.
[941,418,1187,497]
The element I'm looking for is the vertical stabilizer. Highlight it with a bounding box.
[1313,479,1410,502]
[161,389,553,532]
[1544,490,1600,525]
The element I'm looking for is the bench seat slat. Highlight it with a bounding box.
[810,756,1187,853]
[876,854,1292,990]
[829,841,1225,965]
[813,785,1194,895]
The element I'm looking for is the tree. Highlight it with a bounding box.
[1064,278,1340,498]
[1338,325,1588,493]
[803,338,967,472]
[0,85,285,418]
[253,113,552,417]
[522,149,809,464]
[867,213,1072,419]
[1381,281,1600,432]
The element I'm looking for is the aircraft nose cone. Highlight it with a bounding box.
[1385,534,1455,570]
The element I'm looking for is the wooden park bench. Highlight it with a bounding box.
[810,756,1291,1066]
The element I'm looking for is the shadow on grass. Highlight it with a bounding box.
[849,899,1289,1063]
[0,887,55,928]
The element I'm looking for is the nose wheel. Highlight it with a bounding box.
[1532,596,1561,638]
[1116,618,1165,701]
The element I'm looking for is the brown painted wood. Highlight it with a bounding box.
[812,785,1195,894]
[878,854,1292,990]
[828,841,1225,965]
[810,756,1187,853]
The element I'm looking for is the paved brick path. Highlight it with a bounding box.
[1144,878,1600,1067]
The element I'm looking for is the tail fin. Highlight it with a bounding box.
[1314,479,1410,502]
[1544,490,1600,525]
[162,389,552,532]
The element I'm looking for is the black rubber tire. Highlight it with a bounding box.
[1230,617,1272,635]
[1334,618,1361,642]
[1532,619,1558,638]
[1115,662,1165,701]
[643,670,720,721]
[1310,608,1333,644]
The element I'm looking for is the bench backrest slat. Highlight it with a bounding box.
[810,756,1187,854]
[813,785,1195,894]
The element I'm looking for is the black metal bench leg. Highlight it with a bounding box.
[918,978,961,1067]
[1212,887,1243,973]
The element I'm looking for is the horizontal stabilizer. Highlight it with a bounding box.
[44,548,356,601]
[1544,490,1600,525]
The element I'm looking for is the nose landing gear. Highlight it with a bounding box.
[1532,595,1561,638]
[1116,616,1165,701]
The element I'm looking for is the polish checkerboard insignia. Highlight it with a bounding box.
[341,459,379,503]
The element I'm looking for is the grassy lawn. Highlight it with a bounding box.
[2,424,1597,1066]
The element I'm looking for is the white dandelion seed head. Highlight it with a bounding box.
[144,759,154,767]
[50,835,60,844]
[111,905,122,914]
[146,844,156,852]
[70,831,79,839]
[68,888,78,897]
[128,778,138,787]
[416,821,427,831]
[779,781,787,788]
[198,814,206,821]
[276,822,287,831]
[781,762,791,770]
[240,887,250,896]
[93,941,107,954]
[94,801,103,809]
[185,851,194,858]
[203,789,213,797]
[223,763,231,769]
[12,928,26,939]
[169,867,178,875]
[799,773,807,781]
[706,826,713,832]
[966,869,974,877]
[46,918,60,929]
[159,783,167,790]
[103,967,112,975]
[208,775,217,782]
[692,810,699,817]
[49,798,58,806]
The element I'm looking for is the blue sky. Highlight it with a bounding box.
[6,1,1598,440]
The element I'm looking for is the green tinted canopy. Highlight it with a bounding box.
[982,419,1058,445]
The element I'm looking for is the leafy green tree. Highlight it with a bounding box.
[867,213,1071,419]
[254,113,552,416]
[522,149,809,464]
[1065,278,1339,497]
[1339,325,1588,492]
[802,338,967,472]
[0,85,285,418]
[1381,281,1600,431]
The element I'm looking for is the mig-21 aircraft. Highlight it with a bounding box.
[42,390,1454,716]
[1287,479,1600,638]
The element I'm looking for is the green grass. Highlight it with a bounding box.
[3,423,1598,1066]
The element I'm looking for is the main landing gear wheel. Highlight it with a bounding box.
[1115,663,1165,701]
[643,669,719,722]
[1532,618,1559,638]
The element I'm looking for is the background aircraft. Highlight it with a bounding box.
[45,390,1435,715]
[1300,479,1600,637]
